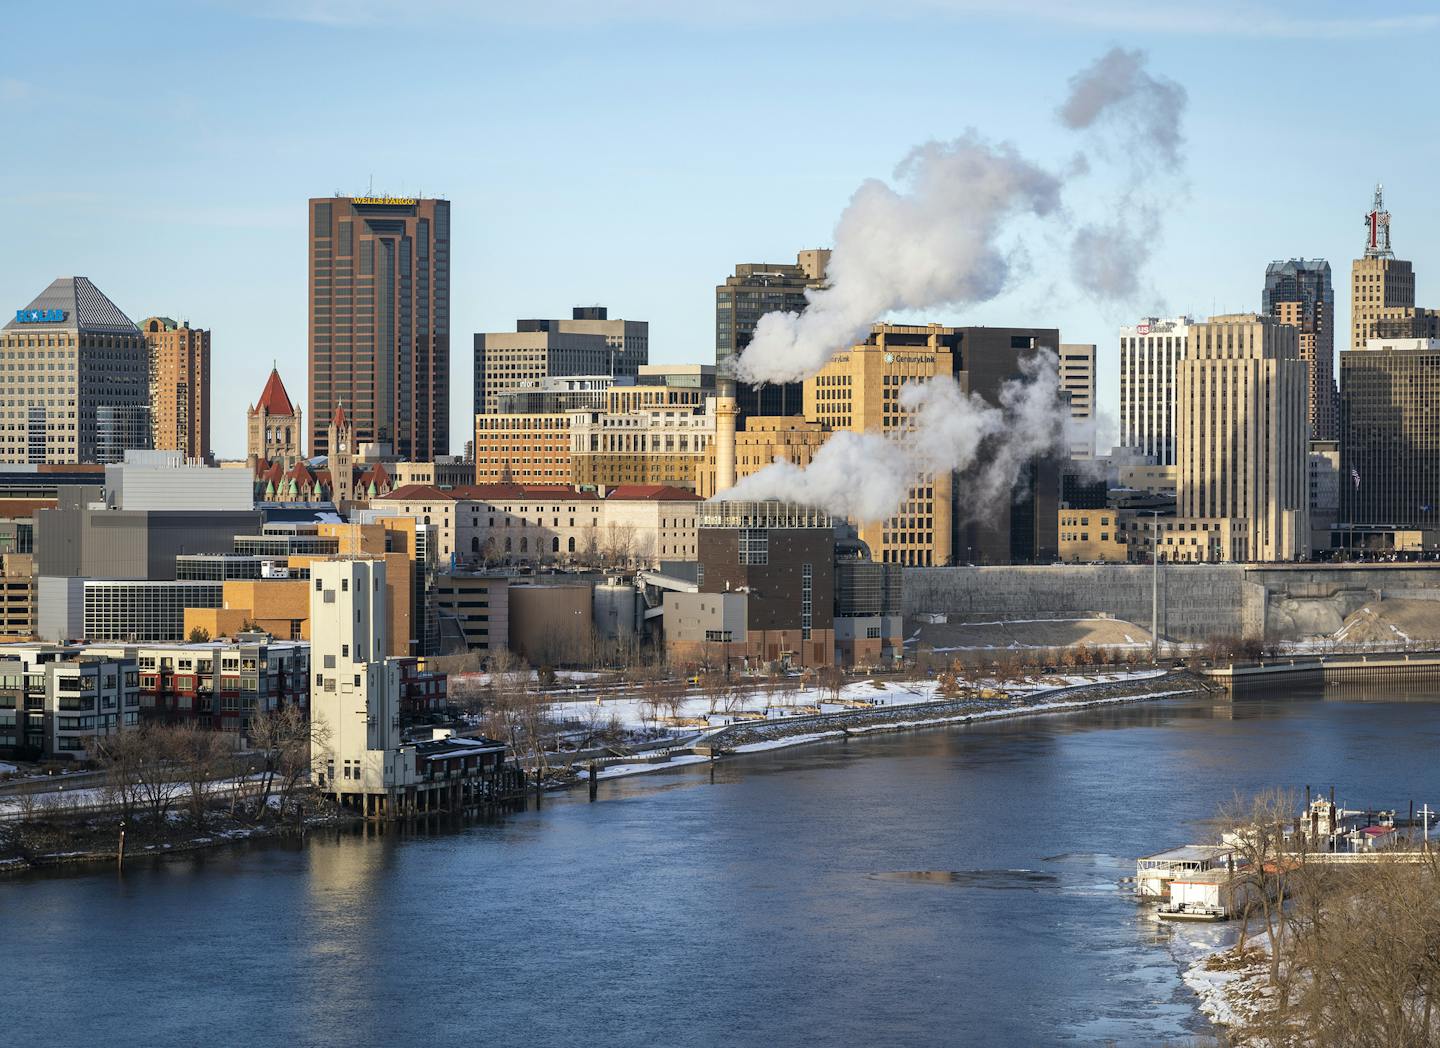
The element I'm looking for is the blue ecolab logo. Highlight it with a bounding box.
[14,309,66,323]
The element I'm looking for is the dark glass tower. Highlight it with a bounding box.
[308,196,450,459]
[715,250,829,419]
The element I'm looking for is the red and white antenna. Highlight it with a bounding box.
[1364,183,1393,259]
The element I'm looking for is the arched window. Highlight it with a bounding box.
[552,537,560,553]
[471,537,480,553]
[567,537,575,553]
[520,537,529,553]
[504,537,512,552]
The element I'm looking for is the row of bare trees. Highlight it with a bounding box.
[82,707,316,830]
[1215,790,1440,1047]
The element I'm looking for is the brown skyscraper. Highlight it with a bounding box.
[141,317,211,461]
[308,195,450,460]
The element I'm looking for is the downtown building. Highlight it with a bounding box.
[716,250,830,419]
[1059,342,1096,458]
[1118,316,1192,465]
[1,277,151,465]
[1262,260,1335,441]
[1339,338,1440,537]
[141,316,211,461]
[473,323,611,417]
[514,306,648,380]
[308,196,450,460]
[1174,314,1309,562]
[1349,187,1440,351]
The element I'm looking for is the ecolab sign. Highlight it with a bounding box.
[14,309,66,323]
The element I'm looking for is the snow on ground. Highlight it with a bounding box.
[551,670,1167,735]
[0,762,17,775]
[0,774,270,818]
[1168,921,1273,1042]
[580,754,713,780]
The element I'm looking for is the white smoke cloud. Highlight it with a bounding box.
[1069,208,1156,300]
[734,135,1062,385]
[720,48,1189,528]
[1061,49,1186,300]
[722,351,1069,524]
[1057,46,1187,171]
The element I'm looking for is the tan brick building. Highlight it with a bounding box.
[569,400,717,491]
[141,317,211,462]
[803,324,956,566]
[1176,314,1309,561]
[1058,509,1127,563]
[473,412,573,484]
[696,415,830,498]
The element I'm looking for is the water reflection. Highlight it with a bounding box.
[5,689,1440,1048]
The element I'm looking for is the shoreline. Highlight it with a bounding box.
[0,806,358,878]
[583,671,1206,783]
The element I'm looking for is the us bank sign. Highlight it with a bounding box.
[14,309,66,323]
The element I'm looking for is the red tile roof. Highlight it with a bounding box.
[255,368,296,416]
[379,484,452,501]
[378,482,601,502]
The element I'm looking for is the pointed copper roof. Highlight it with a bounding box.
[331,400,348,429]
[256,368,296,416]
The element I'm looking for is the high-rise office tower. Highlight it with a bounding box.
[1119,316,1191,465]
[1,277,150,465]
[1262,259,1335,440]
[1350,186,1423,353]
[472,323,610,418]
[308,195,450,461]
[1340,337,1440,531]
[515,306,648,380]
[716,250,830,418]
[803,324,956,567]
[141,317,211,462]
[1177,314,1309,561]
[1058,343,1096,457]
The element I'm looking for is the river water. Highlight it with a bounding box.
[8,685,1440,1047]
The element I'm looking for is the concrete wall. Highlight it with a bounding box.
[904,563,1440,643]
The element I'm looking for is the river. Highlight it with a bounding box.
[7,684,1440,1047]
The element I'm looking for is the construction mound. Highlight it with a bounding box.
[910,616,1154,652]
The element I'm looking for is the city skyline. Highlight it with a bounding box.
[5,3,1440,457]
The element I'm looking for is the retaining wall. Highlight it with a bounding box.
[903,563,1440,644]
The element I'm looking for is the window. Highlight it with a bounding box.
[739,529,768,565]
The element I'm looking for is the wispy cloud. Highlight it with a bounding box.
[226,0,1440,38]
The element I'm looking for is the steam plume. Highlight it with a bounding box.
[721,351,1069,522]
[734,135,1061,385]
[1057,47,1187,171]
[722,48,1187,526]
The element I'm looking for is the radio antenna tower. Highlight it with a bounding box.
[1364,183,1393,259]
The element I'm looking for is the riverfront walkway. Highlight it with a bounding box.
[1203,650,1440,687]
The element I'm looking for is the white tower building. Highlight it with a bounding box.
[309,558,414,816]
[1118,317,1192,465]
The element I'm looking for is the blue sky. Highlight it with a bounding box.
[5,0,1440,457]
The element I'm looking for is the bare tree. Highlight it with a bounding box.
[171,724,232,830]
[248,705,321,822]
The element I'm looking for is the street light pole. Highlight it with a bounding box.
[1148,510,1160,663]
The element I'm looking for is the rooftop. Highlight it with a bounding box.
[5,277,138,335]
